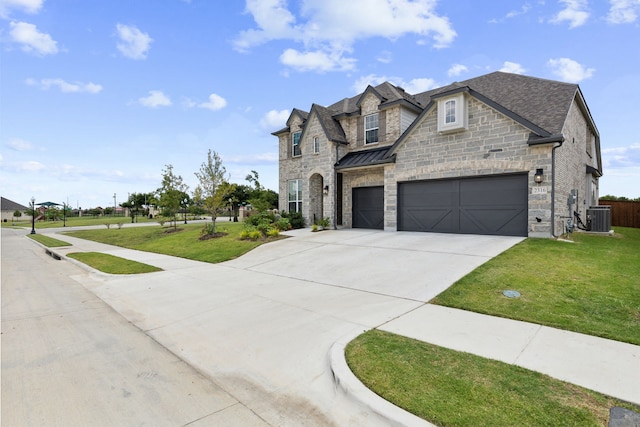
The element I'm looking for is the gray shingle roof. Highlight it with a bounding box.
[1,197,29,211]
[414,72,579,135]
[309,104,347,144]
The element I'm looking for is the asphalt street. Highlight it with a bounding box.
[1,228,269,426]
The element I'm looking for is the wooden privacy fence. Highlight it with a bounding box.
[597,200,640,228]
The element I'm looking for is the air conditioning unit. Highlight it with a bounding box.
[587,206,611,232]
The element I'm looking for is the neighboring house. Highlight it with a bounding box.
[274,71,602,238]
[1,197,31,223]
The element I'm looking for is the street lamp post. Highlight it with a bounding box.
[63,202,67,227]
[183,197,188,224]
[30,197,36,234]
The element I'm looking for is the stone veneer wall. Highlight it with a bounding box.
[278,112,336,227]
[553,98,599,236]
[384,96,554,236]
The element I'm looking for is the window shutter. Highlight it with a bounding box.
[379,110,386,143]
[357,117,364,146]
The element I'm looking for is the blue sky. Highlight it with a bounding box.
[1,0,639,209]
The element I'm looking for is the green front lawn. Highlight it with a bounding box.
[27,234,72,247]
[63,222,272,263]
[432,227,640,345]
[347,330,640,427]
[6,215,155,229]
[67,252,162,274]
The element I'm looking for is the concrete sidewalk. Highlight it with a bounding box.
[37,226,640,425]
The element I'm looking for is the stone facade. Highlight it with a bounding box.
[275,73,602,238]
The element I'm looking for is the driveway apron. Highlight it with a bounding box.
[55,228,522,426]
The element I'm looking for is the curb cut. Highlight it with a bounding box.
[329,329,435,427]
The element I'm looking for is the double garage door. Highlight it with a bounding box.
[353,174,528,236]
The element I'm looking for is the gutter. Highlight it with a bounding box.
[551,139,565,237]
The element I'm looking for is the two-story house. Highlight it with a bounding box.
[273,71,602,238]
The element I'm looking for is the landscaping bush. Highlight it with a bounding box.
[281,211,304,229]
[239,210,284,240]
[275,217,291,231]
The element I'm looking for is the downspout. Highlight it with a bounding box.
[551,140,564,237]
[333,142,339,230]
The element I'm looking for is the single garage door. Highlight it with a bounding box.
[353,186,384,229]
[398,174,528,236]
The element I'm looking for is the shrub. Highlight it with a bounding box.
[245,210,276,227]
[116,222,124,229]
[275,217,291,231]
[248,229,263,240]
[201,222,215,237]
[281,211,304,229]
[266,228,280,238]
[104,223,111,229]
[318,217,330,229]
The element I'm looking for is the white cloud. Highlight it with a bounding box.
[602,143,640,168]
[26,78,103,93]
[376,50,392,64]
[550,0,589,28]
[499,61,526,74]
[260,109,290,129]
[0,0,43,18]
[7,137,33,151]
[402,78,439,93]
[489,3,533,23]
[9,21,58,55]
[448,63,468,77]
[235,0,456,73]
[116,23,153,60]
[138,90,172,108]
[607,0,640,23]
[199,93,227,111]
[280,48,356,72]
[548,57,594,82]
[352,74,438,94]
[19,160,46,172]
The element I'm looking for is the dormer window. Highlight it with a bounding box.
[445,99,456,124]
[365,113,379,144]
[292,131,301,157]
[437,94,467,133]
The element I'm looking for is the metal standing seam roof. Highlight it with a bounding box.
[335,146,395,170]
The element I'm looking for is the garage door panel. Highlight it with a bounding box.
[399,174,527,236]
[353,186,384,229]
[460,207,527,235]
[403,208,456,232]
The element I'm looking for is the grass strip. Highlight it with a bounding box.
[66,252,162,274]
[346,329,640,427]
[64,222,272,264]
[431,227,640,345]
[27,234,72,247]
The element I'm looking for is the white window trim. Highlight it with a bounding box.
[288,179,302,212]
[365,113,379,144]
[292,132,301,157]
[313,136,320,154]
[437,94,467,133]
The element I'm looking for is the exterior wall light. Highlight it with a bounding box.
[534,168,544,184]
[323,185,329,195]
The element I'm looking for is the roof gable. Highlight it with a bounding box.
[302,104,347,144]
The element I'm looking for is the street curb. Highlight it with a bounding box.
[329,329,435,427]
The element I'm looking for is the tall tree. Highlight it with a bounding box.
[157,164,188,230]
[194,149,231,234]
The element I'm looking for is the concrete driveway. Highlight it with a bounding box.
[57,228,522,426]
